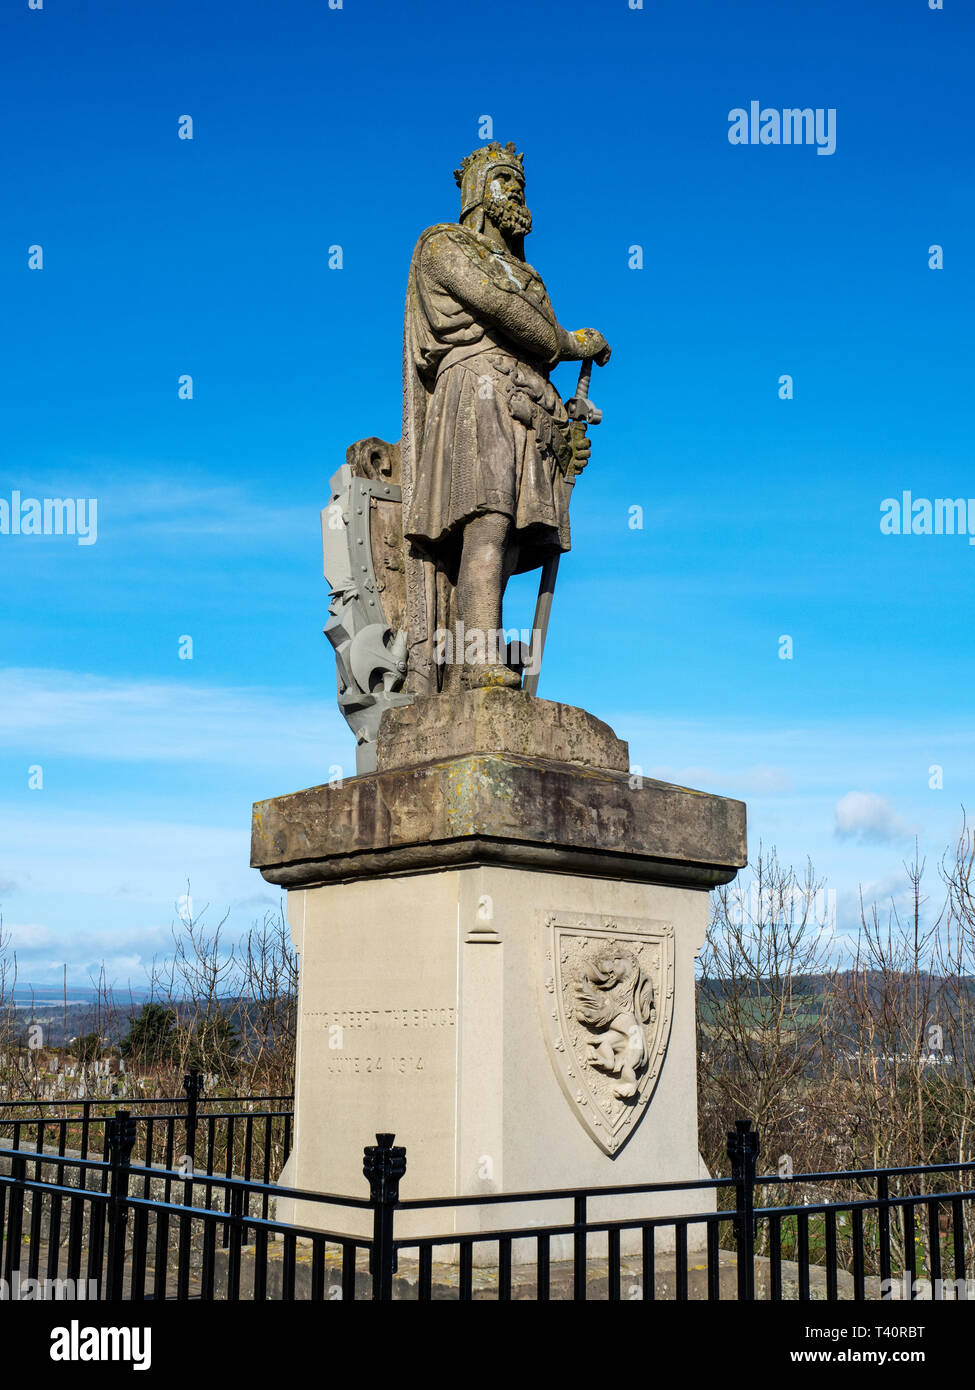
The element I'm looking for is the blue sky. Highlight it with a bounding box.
[1,0,972,985]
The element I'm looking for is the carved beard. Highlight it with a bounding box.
[484,194,533,237]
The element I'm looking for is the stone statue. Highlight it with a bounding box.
[401,141,611,695]
[322,142,611,768]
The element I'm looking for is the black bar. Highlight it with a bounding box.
[928,1200,942,1293]
[106,1109,137,1300]
[458,1239,473,1301]
[363,1133,405,1302]
[902,1203,917,1297]
[877,1174,892,1289]
[498,1238,512,1302]
[130,1205,148,1300]
[342,1242,357,1302]
[4,1155,25,1286]
[418,1244,433,1302]
[67,1192,84,1284]
[769,1213,782,1301]
[206,1116,216,1212]
[87,1197,107,1298]
[163,1116,175,1207]
[201,1216,217,1300]
[797,1210,810,1301]
[573,1194,587,1301]
[227,1186,244,1300]
[728,1119,759,1302]
[176,1212,192,1300]
[47,1178,63,1284]
[244,1115,254,1184]
[825,1208,838,1302]
[536,1233,550,1301]
[311,1235,325,1301]
[675,1221,688,1301]
[144,1118,155,1199]
[707,1219,720,1301]
[27,1160,43,1281]
[153,1209,170,1301]
[852,1207,865,1299]
[642,1224,655,1301]
[282,1230,297,1300]
[952,1197,966,1291]
[607,1226,621,1301]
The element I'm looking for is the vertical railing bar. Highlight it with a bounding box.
[852,1207,865,1300]
[311,1235,325,1301]
[927,1200,942,1295]
[642,1223,655,1301]
[201,1216,217,1301]
[825,1208,838,1302]
[458,1239,473,1302]
[153,1209,170,1302]
[769,1213,782,1302]
[536,1233,550,1301]
[797,1209,810,1302]
[342,1241,357,1302]
[675,1221,688,1301]
[130,1204,148,1301]
[607,1226,621,1302]
[282,1230,296,1301]
[952,1198,966,1290]
[573,1195,587,1302]
[903,1203,917,1298]
[707,1218,720,1301]
[877,1174,892,1289]
[498,1238,512,1302]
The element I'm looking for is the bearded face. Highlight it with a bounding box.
[483,171,532,237]
[484,192,533,237]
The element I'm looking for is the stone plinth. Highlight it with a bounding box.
[251,693,746,1258]
[376,687,629,773]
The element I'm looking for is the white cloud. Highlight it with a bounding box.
[834,791,915,844]
[0,667,347,773]
[1,919,178,988]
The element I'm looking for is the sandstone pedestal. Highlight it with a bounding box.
[251,689,746,1260]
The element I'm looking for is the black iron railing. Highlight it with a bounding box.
[1,1116,973,1301]
[0,1073,294,1200]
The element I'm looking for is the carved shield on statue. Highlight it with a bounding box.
[538,913,675,1156]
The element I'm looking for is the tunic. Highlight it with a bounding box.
[400,222,575,692]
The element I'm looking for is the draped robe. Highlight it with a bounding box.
[401,222,573,694]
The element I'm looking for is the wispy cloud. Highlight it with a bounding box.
[0,668,347,772]
[834,791,916,845]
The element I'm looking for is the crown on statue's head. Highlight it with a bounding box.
[454,141,525,219]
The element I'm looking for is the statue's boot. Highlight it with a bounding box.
[461,662,522,691]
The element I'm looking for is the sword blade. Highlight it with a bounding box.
[522,550,560,697]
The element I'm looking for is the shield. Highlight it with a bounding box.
[537,912,675,1156]
[322,437,413,773]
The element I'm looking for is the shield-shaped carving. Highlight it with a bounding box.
[538,913,675,1156]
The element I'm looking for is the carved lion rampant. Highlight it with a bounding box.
[571,946,655,1100]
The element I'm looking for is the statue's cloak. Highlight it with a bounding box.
[400,222,572,694]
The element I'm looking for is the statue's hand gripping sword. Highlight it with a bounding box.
[522,358,602,697]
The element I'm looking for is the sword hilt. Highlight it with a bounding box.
[565,358,602,427]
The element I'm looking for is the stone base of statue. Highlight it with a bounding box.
[251,688,746,1262]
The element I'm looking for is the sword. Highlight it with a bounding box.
[522,358,602,697]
